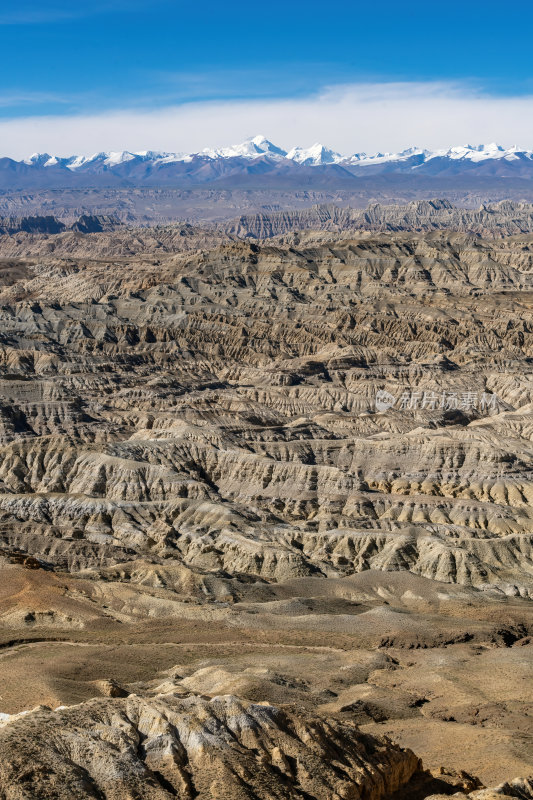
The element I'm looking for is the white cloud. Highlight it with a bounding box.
[0,0,151,24]
[1,81,533,158]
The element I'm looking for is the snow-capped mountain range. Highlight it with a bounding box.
[3,136,533,192]
[21,136,533,170]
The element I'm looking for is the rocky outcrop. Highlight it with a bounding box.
[0,692,419,799]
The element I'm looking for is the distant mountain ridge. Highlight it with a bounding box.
[3,136,533,192]
[22,136,533,170]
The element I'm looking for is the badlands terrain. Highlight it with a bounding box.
[0,215,531,797]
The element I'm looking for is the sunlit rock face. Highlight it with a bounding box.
[0,691,420,799]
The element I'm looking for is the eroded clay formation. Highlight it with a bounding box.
[0,220,531,798]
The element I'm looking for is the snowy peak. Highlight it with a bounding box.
[248,135,287,158]
[65,151,138,170]
[425,143,533,163]
[200,135,287,161]
[24,153,63,167]
[343,146,429,166]
[286,143,343,165]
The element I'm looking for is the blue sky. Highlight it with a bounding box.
[1,0,533,155]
